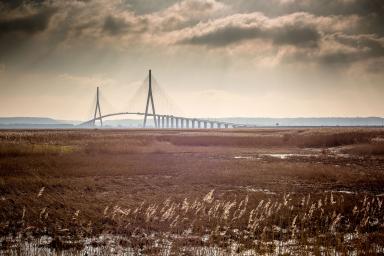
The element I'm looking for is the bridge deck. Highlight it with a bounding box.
[79,112,253,128]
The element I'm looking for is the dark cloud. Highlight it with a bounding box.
[270,25,320,48]
[103,15,130,36]
[0,4,56,60]
[219,0,384,17]
[102,14,149,36]
[124,0,178,14]
[219,0,384,36]
[278,33,384,72]
[0,8,55,36]
[333,34,384,56]
[184,26,262,46]
[319,34,384,64]
[183,25,320,47]
[180,14,320,48]
[0,0,46,10]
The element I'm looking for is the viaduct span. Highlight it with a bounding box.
[79,70,254,129]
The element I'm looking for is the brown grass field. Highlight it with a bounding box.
[0,128,384,255]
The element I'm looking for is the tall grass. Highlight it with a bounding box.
[1,190,383,255]
[343,142,384,156]
[0,142,76,157]
[0,128,383,255]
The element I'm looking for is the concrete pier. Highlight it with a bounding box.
[161,116,165,128]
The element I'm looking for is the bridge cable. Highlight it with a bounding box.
[151,75,185,117]
[124,76,149,114]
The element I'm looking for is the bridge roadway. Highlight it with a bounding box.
[79,112,253,128]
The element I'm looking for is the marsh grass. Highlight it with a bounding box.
[1,190,383,255]
[343,142,384,156]
[0,142,77,157]
[0,128,383,255]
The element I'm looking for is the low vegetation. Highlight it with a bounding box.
[0,128,383,255]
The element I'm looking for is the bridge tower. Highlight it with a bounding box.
[143,69,157,128]
[93,86,103,127]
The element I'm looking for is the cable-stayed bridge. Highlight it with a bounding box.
[79,70,255,129]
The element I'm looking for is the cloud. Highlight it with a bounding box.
[0,0,383,73]
[177,12,327,48]
[103,15,128,36]
[101,0,228,36]
[0,7,55,36]
[170,11,384,71]
[221,0,384,18]
[124,0,178,14]
[0,63,5,74]
[0,3,57,59]
[102,14,149,36]
[318,34,384,64]
[266,32,384,73]
[219,0,384,37]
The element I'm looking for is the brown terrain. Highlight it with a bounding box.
[0,128,384,255]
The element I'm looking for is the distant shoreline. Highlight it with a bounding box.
[0,116,383,128]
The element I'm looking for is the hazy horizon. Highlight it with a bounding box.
[1,0,383,120]
[2,116,384,121]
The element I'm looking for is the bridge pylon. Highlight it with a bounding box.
[93,86,103,127]
[143,69,157,128]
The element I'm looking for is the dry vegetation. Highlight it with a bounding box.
[0,128,384,255]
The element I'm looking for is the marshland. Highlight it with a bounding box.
[0,128,384,255]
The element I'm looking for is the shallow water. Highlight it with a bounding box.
[261,153,314,159]
[243,186,276,194]
[234,153,315,160]
[3,233,383,256]
[234,152,351,160]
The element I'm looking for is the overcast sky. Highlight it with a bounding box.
[0,0,383,120]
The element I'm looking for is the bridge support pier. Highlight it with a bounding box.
[181,118,184,129]
[210,122,214,128]
[224,124,229,128]
[175,118,179,128]
[218,123,221,128]
[186,119,190,128]
[204,121,207,128]
[157,116,161,128]
[161,116,165,128]
[171,116,174,128]
[198,121,201,128]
